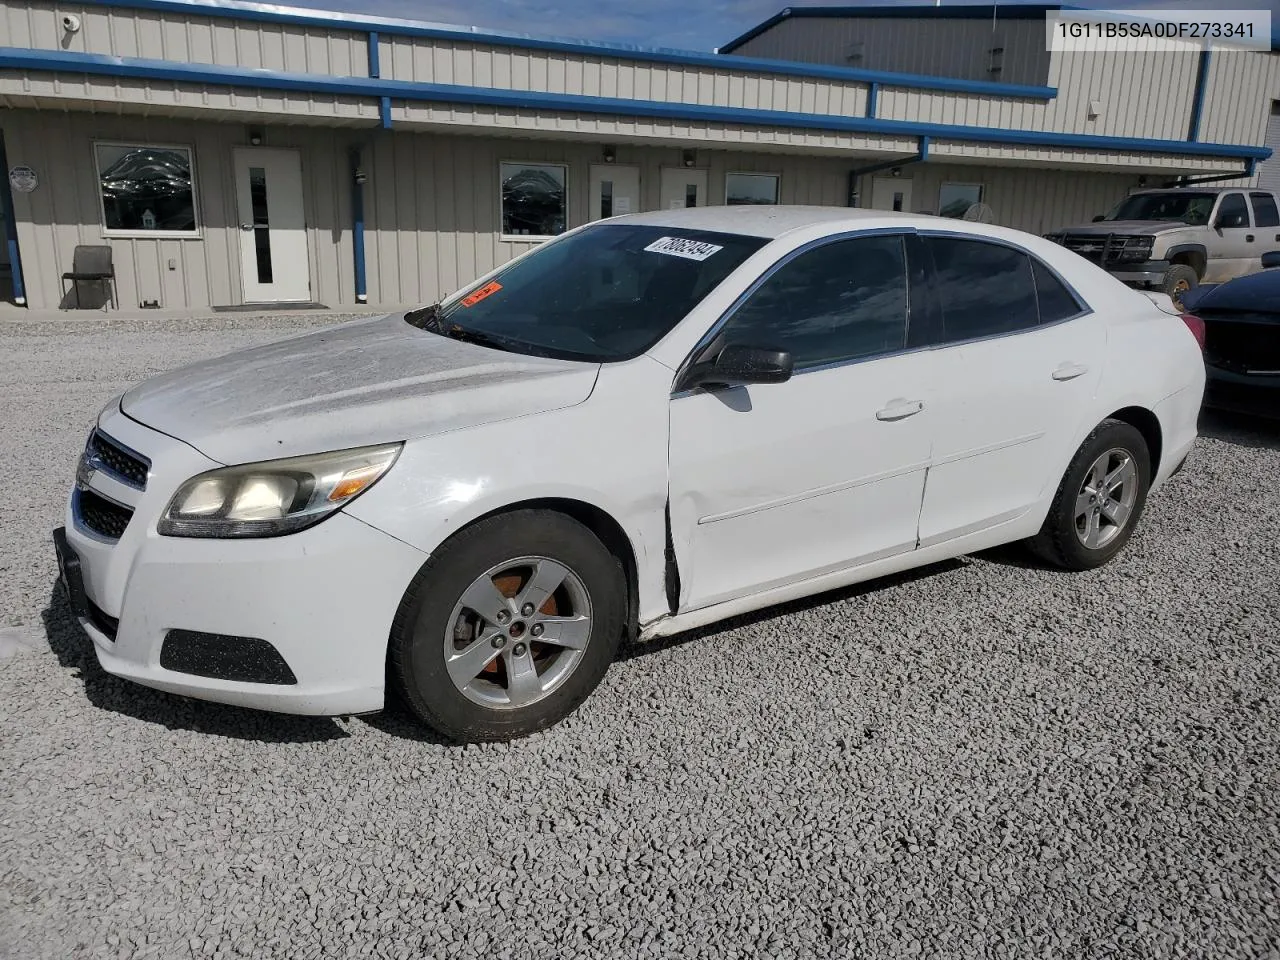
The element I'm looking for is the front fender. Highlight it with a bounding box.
[343,356,675,624]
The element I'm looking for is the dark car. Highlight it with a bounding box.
[1182,252,1280,419]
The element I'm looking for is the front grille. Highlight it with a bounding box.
[76,488,134,540]
[1054,234,1151,268]
[87,430,150,489]
[160,630,298,685]
[1203,315,1280,371]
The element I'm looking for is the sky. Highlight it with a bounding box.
[290,0,1280,52]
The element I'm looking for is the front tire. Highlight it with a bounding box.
[1029,419,1151,571]
[388,510,625,742]
[1163,263,1198,302]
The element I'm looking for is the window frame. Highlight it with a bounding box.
[1213,191,1252,228]
[498,159,570,243]
[916,229,1092,348]
[674,228,918,394]
[1249,191,1280,228]
[93,140,202,239]
[937,182,985,219]
[724,171,781,207]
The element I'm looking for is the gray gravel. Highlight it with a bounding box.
[2,313,1279,959]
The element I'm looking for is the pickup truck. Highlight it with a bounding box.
[1045,186,1280,299]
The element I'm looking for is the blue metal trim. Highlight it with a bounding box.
[0,131,26,306]
[1,47,1269,162]
[380,97,393,129]
[919,135,930,163]
[865,82,879,119]
[350,149,367,303]
[367,31,379,79]
[78,0,1057,99]
[1188,48,1211,142]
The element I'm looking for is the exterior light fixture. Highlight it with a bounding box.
[603,145,617,163]
[682,149,696,168]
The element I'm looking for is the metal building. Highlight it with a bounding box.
[0,0,1274,311]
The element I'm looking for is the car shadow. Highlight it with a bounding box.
[618,556,969,661]
[1199,409,1280,452]
[41,580,351,744]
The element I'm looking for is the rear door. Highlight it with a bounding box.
[1249,192,1280,259]
[1206,192,1256,283]
[915,234,1105,548]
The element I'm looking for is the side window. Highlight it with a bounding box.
[926,236,1038,342]
[1032,259,1085,324]
[1216,192,1250,228]
[718,235,908,369]
[1251,192,1280,228]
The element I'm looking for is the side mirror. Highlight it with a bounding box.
[684,344,794,391]
[1261,251,1280,269]
[1215,212,1247,230]
[1091,214,1106,222]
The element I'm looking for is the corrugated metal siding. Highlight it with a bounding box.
[723,16,1051,87]
[873,162,1141,235]
[1,111,356,311]
[379,37,868,114]
[876,49,1200,140]
[9,1,369,75]
[1259,103,1280,194]
[1198,51,1280,150]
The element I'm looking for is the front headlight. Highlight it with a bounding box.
[158,443,402,538]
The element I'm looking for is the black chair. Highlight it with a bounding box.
[61,245,116,309]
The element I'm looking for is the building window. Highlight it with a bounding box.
[500,162,567,238]
[95,143,198,236]
[725,173,780,206]
[938,182,985,219]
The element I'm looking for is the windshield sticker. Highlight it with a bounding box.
[643,236,724,261]
[460,280,503,307]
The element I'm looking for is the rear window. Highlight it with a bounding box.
[433,224,768,362]
[926,237,1039,342]
[1251,193,1280,228]
[1032,259,1085,324]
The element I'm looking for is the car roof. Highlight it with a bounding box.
[1126,187,1240,196]
[1183,269,1280,313]
[608,205,993,240]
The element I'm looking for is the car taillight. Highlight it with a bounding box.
[1180,313,1206,351]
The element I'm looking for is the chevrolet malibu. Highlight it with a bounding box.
[55,207,1206,742]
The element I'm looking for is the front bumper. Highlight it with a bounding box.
[1109,260,1171,288]
[1204,365,1280,419]
[61,407,428,716]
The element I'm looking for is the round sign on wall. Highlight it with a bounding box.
[8,165,38,194]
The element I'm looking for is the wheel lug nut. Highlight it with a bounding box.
[496,610,510,624]
[530,623,544,638]
[491,635,507,649]
[512,642,527,657]
[521,602,535,617]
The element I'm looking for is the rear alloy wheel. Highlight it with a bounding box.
[389,510,625,742]
[1029,419,1151,571]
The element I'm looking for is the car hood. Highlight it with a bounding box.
[120,314,601,464]
[1060,220,1191,236]
[1181,269,1280,314]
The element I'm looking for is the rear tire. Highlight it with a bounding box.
[1029,419,1151,571]
[388,510,625,743]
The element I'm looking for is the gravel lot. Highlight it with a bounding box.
[2,313,1279,959]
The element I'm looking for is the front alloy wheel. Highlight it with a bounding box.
[389,510,625,742]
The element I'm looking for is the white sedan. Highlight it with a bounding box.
[55,207,1206,742]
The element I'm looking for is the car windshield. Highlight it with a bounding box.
[1103,192,1216,226]
[416,224,769,362]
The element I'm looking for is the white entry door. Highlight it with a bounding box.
[869,176,913,213]
[589,164,640,220]
[659,168,708,211]
[234,148,310,303]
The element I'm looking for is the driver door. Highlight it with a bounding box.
[1206,192,1257,283]
[667,233,936,612]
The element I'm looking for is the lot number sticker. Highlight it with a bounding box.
[460,280,503,307]
[643,236,723,261]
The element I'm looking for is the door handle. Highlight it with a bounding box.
[875,399,924,422]
[1246,234,1255,242]
[240,223,253,231]
[1052,362,1089,381]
